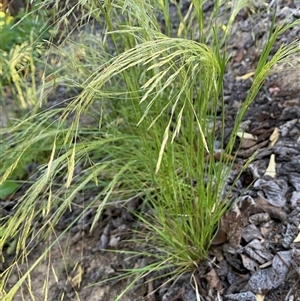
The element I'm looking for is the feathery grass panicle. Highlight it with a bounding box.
[1,0,300,300]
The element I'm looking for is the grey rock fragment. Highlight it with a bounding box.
[248,251,291,294]
[241,254,259,272]
[242,224,262,242]
[289,173,300,191]
[281,161,300,173]
[249,213,270,225]
[279,119,298,137]
[182,282,197,301]
[243,239,273,266]
[280,207,300,248]
[254,178,287,207]
[290,191,300,208]
[225,291,256,301]
[279,106,300,120]
[291,248,300,276]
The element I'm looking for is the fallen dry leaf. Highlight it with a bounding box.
[293,232,300,243]
[236,140,269,158]
[237,132,257,140]
[211,225,227,245]
[236,71,255,81]
[255,196,286,221]
[211,208,248,247]
[205,268,223,293]
[237,131,259,150]
[264,154,276,178]
[256,293,265,301]
[71,264,84,288]
[240,139,259,149]
[268,127,279,147]
[293,224,300,243]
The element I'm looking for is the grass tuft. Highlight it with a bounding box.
[0,0,300,300]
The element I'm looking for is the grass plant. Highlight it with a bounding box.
[0,0,300,300]
[0,1,51,111]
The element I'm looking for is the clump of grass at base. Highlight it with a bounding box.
[72,0,300,273]
[1,1,300,300]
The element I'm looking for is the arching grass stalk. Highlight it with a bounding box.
[1,1,300,300]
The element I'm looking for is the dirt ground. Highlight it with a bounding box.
[1,1,300,300]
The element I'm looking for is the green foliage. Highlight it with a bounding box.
[0,10,50,53]
[0,110,68,182]
[0,180,19,198]
[0,0,300,300]
[0,4,51,109]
